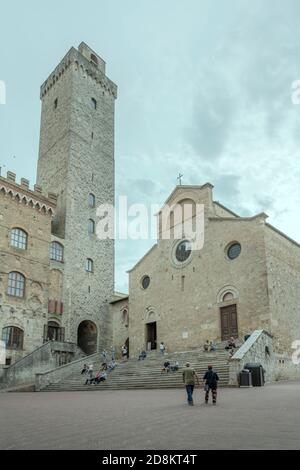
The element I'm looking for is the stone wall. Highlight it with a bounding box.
[229,330,300,385]
[35,350,100,391]
[264,225,300,353]
[110,298,129,358]
[0,341,83,389]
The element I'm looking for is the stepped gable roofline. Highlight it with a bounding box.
[127,244,158,273]
[109,292,129,304]
[213,201,240,218]
[208,212,268,222]
[40,42,117,99]
[155,183,214,216]
[0,173,56,216]
[265,222,300,249]
[209,212,300,248]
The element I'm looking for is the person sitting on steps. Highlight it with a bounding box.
[170,361,179,372]
[225,337,236,350]
[161,360,170,373]
[138,350,147,361]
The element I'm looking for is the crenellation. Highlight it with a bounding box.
[40,45,117,100]
[34,184,42,193]
[6,171,16,182]
[0,174,56,215]
[20,178,29,189]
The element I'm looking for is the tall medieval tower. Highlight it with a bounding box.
[37,43,117,353]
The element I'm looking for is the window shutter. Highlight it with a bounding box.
[48,299,55,314]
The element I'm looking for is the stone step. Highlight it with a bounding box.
[44,383,230,391]
[64,367,230,379]
[40,348,231,392]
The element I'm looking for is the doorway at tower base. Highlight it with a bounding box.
[77,321,98,355]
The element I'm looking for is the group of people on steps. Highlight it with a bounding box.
[81,341,220,404]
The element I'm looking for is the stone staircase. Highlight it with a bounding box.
[42,348,231,392]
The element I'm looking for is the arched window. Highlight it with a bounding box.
[50,241,64,262]
[10,228,28,250]
[7,272,25,297]
[122,309,129,327]
[2,326,24,350]
[91,98,97,110]
[86,258,94,273]
[88,219,95,235]
[89,193,95,208]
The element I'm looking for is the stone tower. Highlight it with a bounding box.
[37,42,117,353]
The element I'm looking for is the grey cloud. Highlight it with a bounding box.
[185,81,236,161]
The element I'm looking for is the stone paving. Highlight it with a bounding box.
[0,381,300,450]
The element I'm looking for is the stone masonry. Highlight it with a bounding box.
[124,184,300,358]
[0,172,56,363]
[36,43,117,351]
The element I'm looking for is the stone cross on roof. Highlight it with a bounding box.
[177,173,183,186]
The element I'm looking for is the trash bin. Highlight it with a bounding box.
[239,369,252,387]
[244,363,265,386]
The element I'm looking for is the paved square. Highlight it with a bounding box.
[1,381,300,450]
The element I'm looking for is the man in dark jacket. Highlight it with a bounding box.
[203,365,219,404]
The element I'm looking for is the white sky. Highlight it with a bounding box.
[1,0,300,292]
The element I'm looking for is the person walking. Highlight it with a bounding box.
[182,362,199,406]
[160,342,166,355]
[203,365,219,405]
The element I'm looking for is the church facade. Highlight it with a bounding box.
[116,184,300,358]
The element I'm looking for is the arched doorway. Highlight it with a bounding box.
[77,321,98,354]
